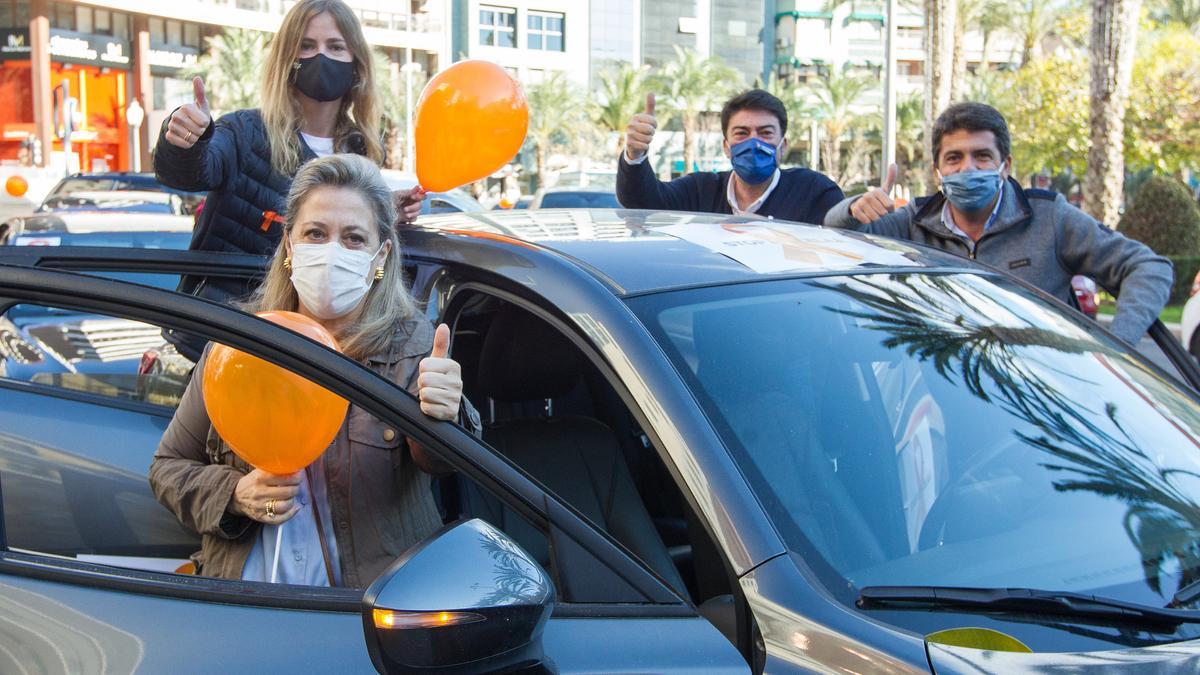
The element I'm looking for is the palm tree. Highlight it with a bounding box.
[924,0,955,180]
[525,72,581,189]
[181,28,267,116]
[1083,0,1142,227]
[591,62,650,158]
[767,78,815,164]
[895,94,927,194]
[807,70,874,185]
[654,46,741,174]
[1005,0,1066,66]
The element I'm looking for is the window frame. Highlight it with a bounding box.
[0,261,688,616]
[437,278,744,606]
[526,9,564,52]
[478,4,516,48]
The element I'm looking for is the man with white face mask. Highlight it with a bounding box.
[823,102,1171,345]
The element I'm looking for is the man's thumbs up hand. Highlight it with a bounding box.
[625,93,658,162]
[165,76,213,150]
[850,163,899,224]
[417,323,462,421]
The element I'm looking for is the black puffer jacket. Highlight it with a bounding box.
[154,109,369,296]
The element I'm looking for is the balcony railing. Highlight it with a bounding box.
[209,0,443,33]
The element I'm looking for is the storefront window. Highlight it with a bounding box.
[14,0,28,27]
[149,18,164,43]
[166,20,181,45]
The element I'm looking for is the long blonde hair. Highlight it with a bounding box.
[252,154,418,360]
[261,0,383,177]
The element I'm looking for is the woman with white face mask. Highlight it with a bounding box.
[150,155,480,588]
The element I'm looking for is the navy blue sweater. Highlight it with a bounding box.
[616,154,844,224]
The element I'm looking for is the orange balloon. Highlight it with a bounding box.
[415,60,528,192]
[5,175,28,198]
[202,311,349,475]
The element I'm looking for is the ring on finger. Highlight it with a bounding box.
[266,498,277,519]
[184,130,194,143]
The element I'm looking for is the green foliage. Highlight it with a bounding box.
[1125,27,1200,176]
[1147,0,1200,27]
[1166,255,1200,305]
[992,56,1090,180]
[181,28,267,115]
[1117,175,1200,260]
[652,46,742,132]
[592,62,649,135]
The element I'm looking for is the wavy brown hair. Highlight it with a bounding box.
[260,0,383,177]
[251,154,417,360]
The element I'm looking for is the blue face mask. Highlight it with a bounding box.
[730,137,778,185]
[940,169,1003,212]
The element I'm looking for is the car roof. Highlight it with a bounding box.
[412,209,980,296]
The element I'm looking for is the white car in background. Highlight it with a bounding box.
[1180,271,1200,358]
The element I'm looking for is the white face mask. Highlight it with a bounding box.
[289,242,382,319]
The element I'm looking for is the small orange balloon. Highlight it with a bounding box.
[202,311,349,475]
[5,175,28,198]
[415,60,528,192]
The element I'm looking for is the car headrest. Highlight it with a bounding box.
[477,305,585,402]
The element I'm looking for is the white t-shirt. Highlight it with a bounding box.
[300,133,335,157]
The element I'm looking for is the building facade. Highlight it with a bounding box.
[774,0,1022,110]
[0,0,450,174]
[451,0,588,86]
[589,0,772,90]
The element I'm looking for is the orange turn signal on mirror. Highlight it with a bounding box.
[373,609,486,630]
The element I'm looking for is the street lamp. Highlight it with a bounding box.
[126,98,145,173]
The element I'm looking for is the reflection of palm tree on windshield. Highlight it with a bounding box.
[475,526,546,607]
[819,274,1200,599]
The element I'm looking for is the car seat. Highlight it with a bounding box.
[461,304,688,597]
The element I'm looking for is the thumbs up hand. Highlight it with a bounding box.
[624,93,657,162]
[850,163,899,224]
[165,76,213,149]
[417,323,462,421]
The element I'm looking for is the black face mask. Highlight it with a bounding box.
[292,53,355,102]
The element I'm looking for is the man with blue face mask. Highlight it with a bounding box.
[823,102,1171,345]
[616,89,843,222]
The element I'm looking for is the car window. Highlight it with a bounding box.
[0,302,556,592]
[0,303,192,409]
[539,192,621,209]
[448,292,719,604]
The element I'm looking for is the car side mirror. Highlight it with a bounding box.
[362,518,555,674]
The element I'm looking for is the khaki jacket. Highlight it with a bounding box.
[149,319,481,588]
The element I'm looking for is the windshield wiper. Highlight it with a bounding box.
[859,586,1200,627]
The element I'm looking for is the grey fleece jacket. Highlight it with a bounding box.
[823,178,1173,344]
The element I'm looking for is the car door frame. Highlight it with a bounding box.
[0,261,750,669]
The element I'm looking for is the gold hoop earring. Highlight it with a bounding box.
[283,256,291,269]
[374,265,385,280]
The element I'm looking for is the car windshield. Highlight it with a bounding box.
[540,192,620,208]
[630,272,1200,611]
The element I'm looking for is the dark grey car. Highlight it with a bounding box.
[3,210,1200,673]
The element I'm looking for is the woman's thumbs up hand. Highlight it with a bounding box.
[165,76,213,149]
[417,324,462,421]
